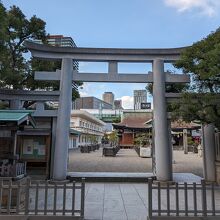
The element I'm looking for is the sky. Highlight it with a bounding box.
[2,0,220,109]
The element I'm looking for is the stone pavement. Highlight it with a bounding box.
[84,176,220,220]
[68,148,203,177]
[84,182,149,220]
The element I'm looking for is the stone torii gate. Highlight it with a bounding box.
[25,41,190,181]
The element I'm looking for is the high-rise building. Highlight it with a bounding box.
[102,92,114,106]
[114,100,123,109]
[133,90,147,110]
[47,35,77,48]
[74,97,112,110]
[34,35,78,71]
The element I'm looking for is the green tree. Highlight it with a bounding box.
[134,132,151,147]
[108,131,119,146]
[0,2,82,101]
[26,58,83,100]
[173,28,220,128]
[0,2,9,86]
[0,5,46,89]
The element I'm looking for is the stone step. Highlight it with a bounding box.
[67,172,156,182]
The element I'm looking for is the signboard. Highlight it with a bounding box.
[141,102,151,109]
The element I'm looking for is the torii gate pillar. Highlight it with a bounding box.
[153,59,173,181]
[53,58,73,180]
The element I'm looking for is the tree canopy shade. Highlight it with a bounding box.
[172,28,220,128]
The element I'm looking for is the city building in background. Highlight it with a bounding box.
[102,92,114,106]
[74,97,112,110]
[70,110,106,148]
[81,109,123,132]
[34,35,78,71]
[114,100,123,110]
[47,35,77,48]
[133,90,147,110]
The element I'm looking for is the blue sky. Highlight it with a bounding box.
[2,0,220,108]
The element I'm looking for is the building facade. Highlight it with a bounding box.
[133,90,147,110]
[74,97,112,110]
[80,109,123,132]
[102,92,114,106]
[70,110,105,147]
[113,110,153,148]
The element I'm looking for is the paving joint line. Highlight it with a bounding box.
[119,184,129,220]
[133,183,148,209]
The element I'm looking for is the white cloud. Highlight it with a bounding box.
[120,96,134,109]
[164,0,220,16]
[79,82,108,98]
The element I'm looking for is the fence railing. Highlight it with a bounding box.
[0,178,85,219]
[148,178,220,219]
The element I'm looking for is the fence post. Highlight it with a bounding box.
[211,182,216,216]
[184,182,188,216]
[148,178,153,218]
[7,179,12,214]
[44,181,48,215]
[0,180,2,214]
[81,178,85,218]
[25,178,30,215]
[175,182,179,216]
[16,181,21,214]
[158,182,161,216]
[201,179,207,217]
[193,182,197,216]
[35,181,39,215]
[72,181,76,216]
[167,182,170,216]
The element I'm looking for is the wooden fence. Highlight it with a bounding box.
[0,178,85,219]
[148,178,220,219]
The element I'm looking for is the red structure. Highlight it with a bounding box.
[113,111,152,148]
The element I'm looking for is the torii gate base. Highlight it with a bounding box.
[25,41,190,182]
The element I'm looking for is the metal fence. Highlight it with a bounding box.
[148,178,220,219]
[215,132,220,162]
[0,178,85,219]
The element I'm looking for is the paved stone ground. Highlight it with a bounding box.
[68,148,203,177]
[84,182,149,220]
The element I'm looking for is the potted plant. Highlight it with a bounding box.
[134,133,152,157]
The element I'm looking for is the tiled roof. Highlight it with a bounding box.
[114,113,152,129]
[171,120,201,130]
[0,110,36,127]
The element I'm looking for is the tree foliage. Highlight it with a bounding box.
[145,28,220,128]
[108,131,119,146]
[0,2,82,100]
[0,4,46,89]
[173,28,220,128]
[175,28,220,93]
[134,132,152,147]
[146,83,188,95]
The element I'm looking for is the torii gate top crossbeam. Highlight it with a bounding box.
[25,41,188,62]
